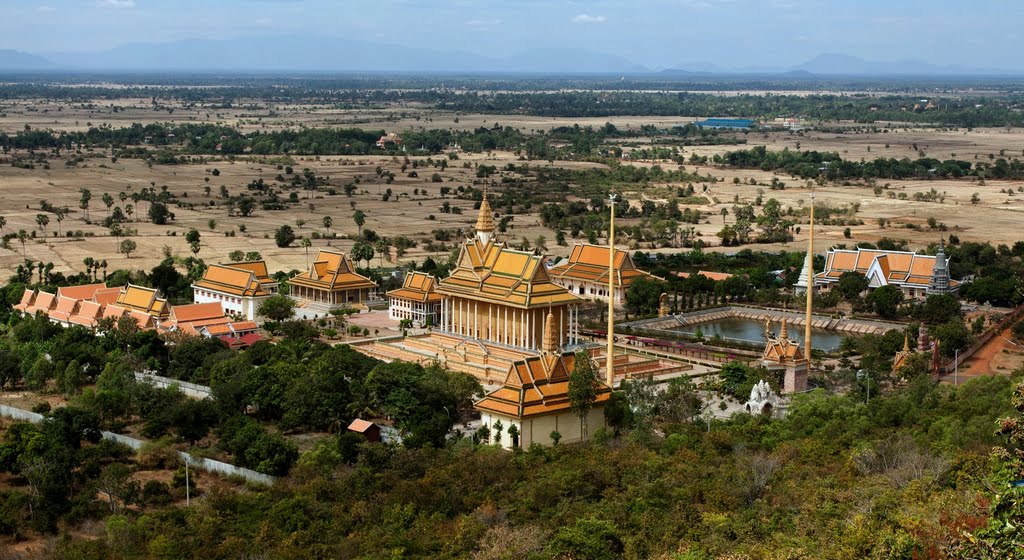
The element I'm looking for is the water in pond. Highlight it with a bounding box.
[671,317,850,351]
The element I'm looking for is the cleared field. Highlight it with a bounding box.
[2,98,1024,277]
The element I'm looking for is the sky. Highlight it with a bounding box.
[3,0,1023,71]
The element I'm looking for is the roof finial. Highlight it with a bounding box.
[779,318,788,341]
[542,307,558,355]
[475,188,495,244]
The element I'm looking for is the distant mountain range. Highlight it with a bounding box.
[0,49,55,70]
[0,38,1018,76]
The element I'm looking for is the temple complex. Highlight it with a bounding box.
[355,194,689,390]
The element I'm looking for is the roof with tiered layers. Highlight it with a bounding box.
[549,243,659,287]
[194,261,277,297]
[475,350,612,419]
[287,249,376,292]
[387,271,441,304]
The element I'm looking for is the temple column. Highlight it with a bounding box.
[503,307,508,345]
[487,304,492,341]
[474,302,479,339]
[559,306,564,348]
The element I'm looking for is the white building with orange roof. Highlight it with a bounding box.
[287,249,377,314]
[192,261,279,320]
[387,271,441,326]
[814,247,959,299]
[548,243,661,305]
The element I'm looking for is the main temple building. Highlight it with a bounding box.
[356,195,688,447]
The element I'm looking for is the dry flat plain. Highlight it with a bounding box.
[2,95,1024,277]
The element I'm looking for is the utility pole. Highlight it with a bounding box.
[606,193,617,388]
[954,348,959,386]
[805,189,815,368]
[185,457,190,507]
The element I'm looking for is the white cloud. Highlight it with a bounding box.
[36,5,55,12]
[466,18,502,28]
[572,14,606,23]
[96,0,135,8]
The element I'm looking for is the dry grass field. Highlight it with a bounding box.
[2,97,1024,278]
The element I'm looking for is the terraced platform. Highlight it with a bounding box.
[354,332,691,386]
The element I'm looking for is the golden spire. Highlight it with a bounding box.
[475,189,495,244]
[902,333,909,353]
[542,307,557,355]
[779,319,788,341]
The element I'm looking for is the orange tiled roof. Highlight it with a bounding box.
[48,296,79,322]
[439,238,579,309]
[56,283,108,301]
[193,262,276,297]
[288,249,376,292]
[115,284,169,318]
[815,248,958,291]
[676,270,735,281]
[475,351,612,420]
[68,300,103,328]
[13,288,35,312]
[28,291,56,315]
[93,288,122,306]
[169,302,224,323]
[387,271,441,304]
[548,244,659,288]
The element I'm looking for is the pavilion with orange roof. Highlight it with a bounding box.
[287,249,377,311]
[548,243,661,305]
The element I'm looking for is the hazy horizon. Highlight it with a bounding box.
[2,0,1023,73]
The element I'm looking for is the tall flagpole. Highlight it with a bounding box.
[805,190,815,366]
[607,194,617,388]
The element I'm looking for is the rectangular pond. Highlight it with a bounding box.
[669,317,851,351]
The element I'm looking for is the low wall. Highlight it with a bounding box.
[134,372,213,400]
[0,404,275,486]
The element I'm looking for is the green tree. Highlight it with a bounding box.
[322,215,333,236]
[867,284,904,319]
[275,225,296,248]
[568,350,599,439]
[148,202,170,225]
[625,277,666,316]
[301,237,312,268]
[352,209,366,236]
[835,271,869,301]
[119,239,137,258]
[351,241,373,268]
[257,295,296,322]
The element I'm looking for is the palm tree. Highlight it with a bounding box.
[35,214,49,238]
[100,259,108,281]
[0,216,6,233]
[102,193,114,218]
[83,257,95,280]
[55,209,65,236]
[17,230,28,257]
[375,239,388,267]
[322,215,333,236]
[352,209,366,237]
[301,237,312,268]
[109,224,122,252]
[79,188,92,222]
